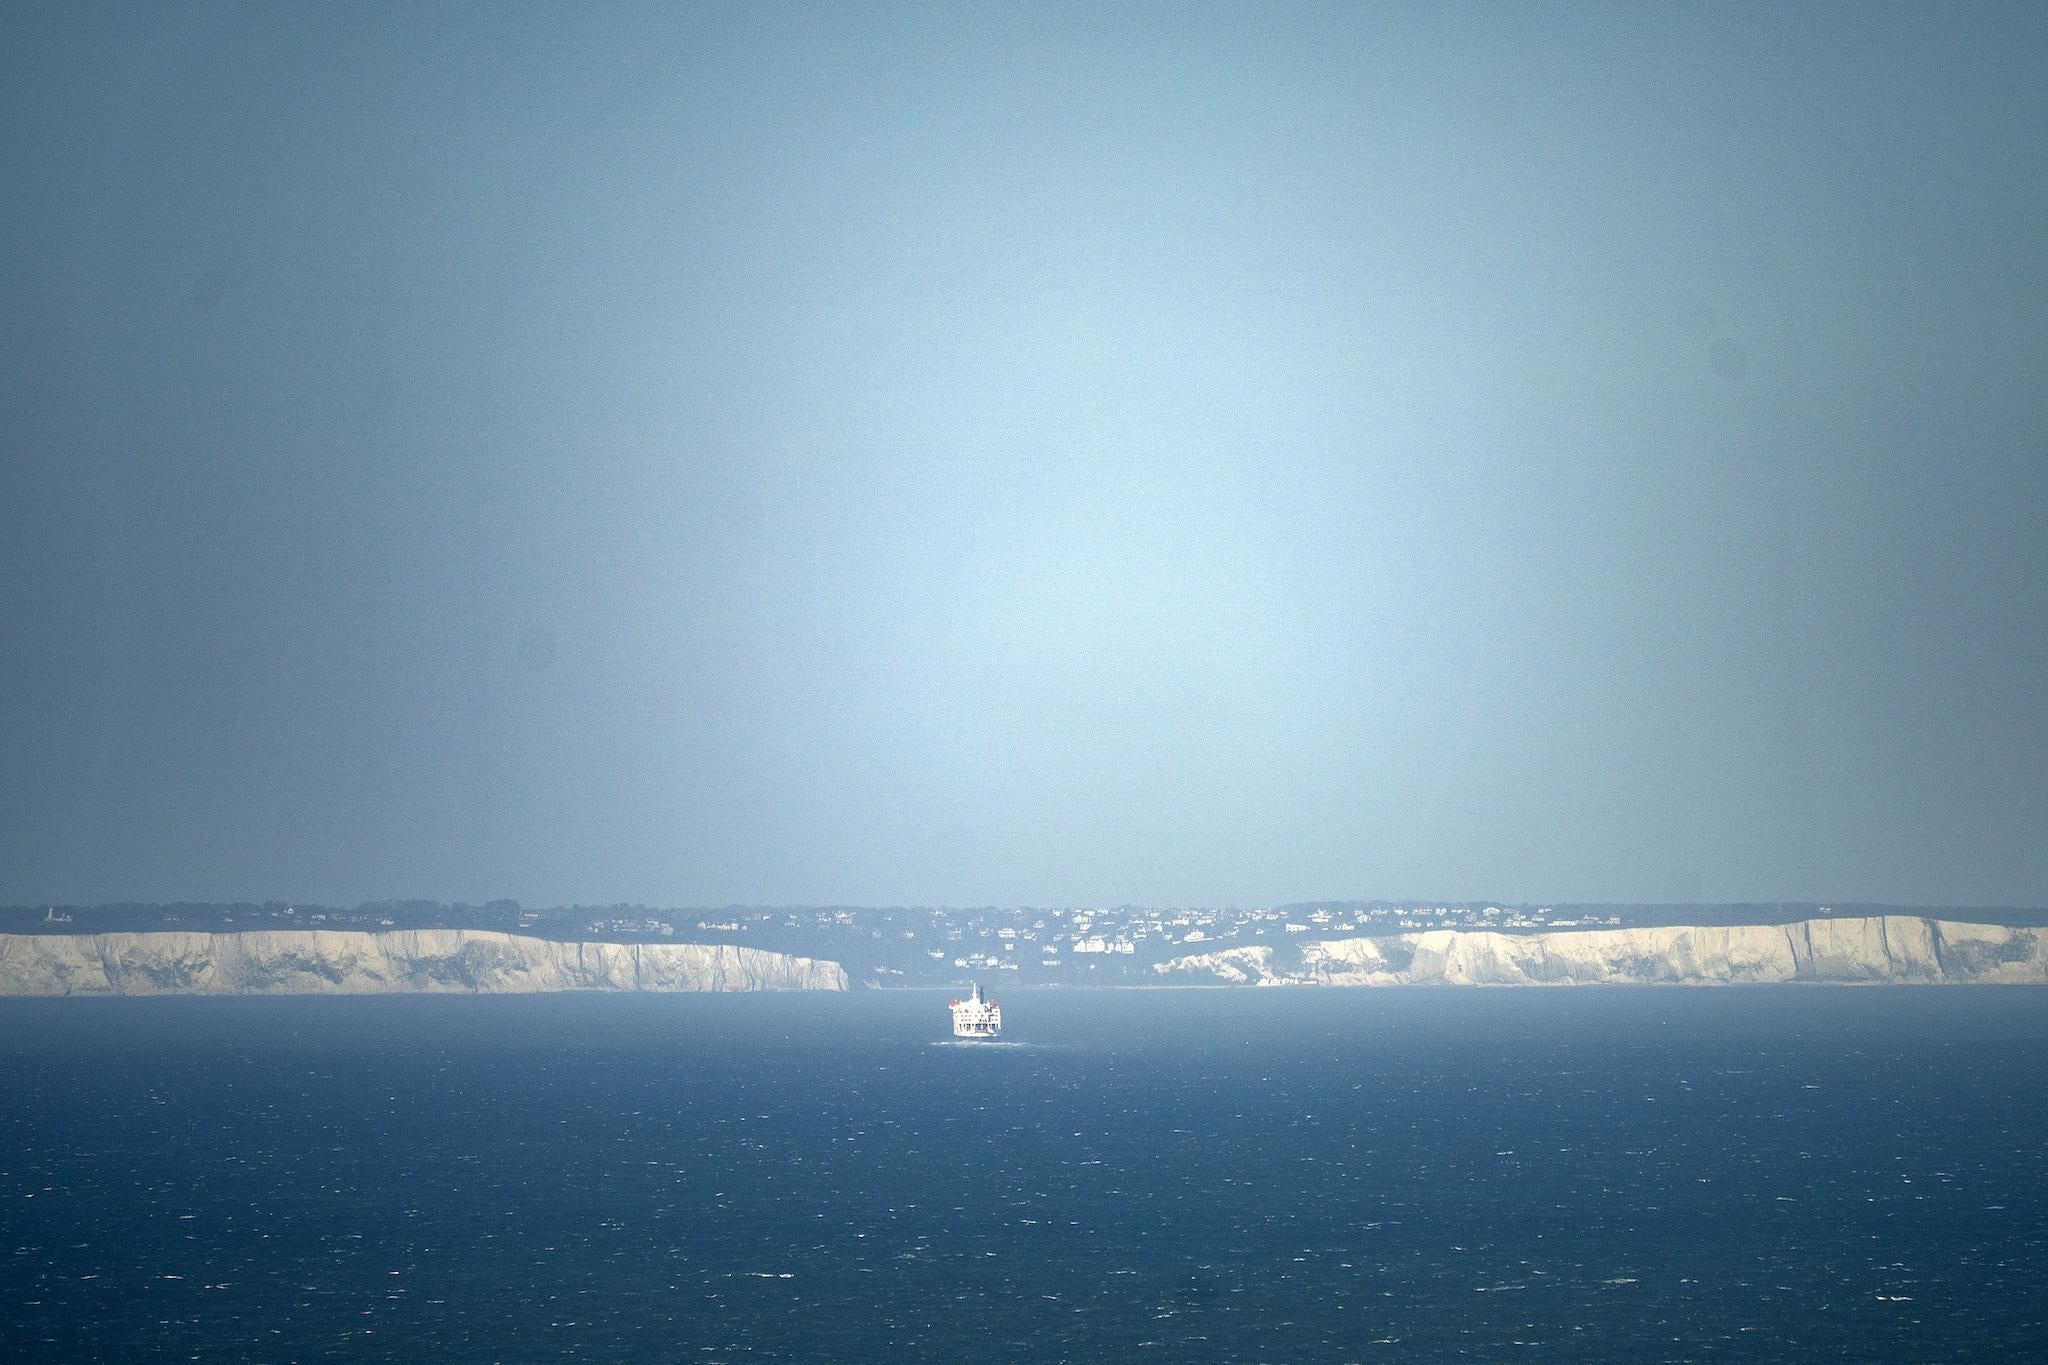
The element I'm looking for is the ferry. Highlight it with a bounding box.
[948,982,1001,1039]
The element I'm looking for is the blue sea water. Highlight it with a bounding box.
[3,987,2046,1362]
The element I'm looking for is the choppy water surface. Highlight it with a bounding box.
[4,987,2046,1361]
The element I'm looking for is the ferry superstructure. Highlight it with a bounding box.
[949,982,1001,1039]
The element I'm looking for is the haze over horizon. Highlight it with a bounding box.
[4,3,2045,912]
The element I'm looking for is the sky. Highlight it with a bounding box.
[2,2,2045,910]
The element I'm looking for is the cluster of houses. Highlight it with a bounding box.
[643,902,1627,983]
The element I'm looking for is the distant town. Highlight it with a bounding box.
[7,898,2044,988]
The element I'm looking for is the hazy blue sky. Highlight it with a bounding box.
[3,2,2044,909]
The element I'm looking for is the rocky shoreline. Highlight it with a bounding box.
[1155,914,2048,986]
[0,928,847,996]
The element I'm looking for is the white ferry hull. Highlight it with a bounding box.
[948,982,1001,1039]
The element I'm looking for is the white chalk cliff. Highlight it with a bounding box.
[1155,915,2047,987]
[0,929,847,997]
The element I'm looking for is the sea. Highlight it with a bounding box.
[3,987,2046,1362]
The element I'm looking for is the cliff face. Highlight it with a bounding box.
[0,929,847,997]
[1155,915,2048,987]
